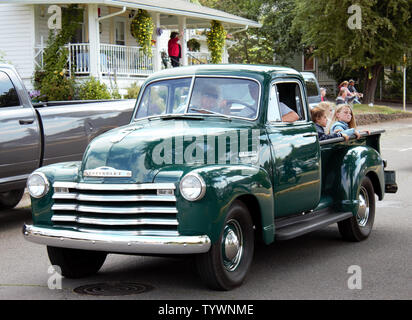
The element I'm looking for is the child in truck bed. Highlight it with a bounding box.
[311,106,349,141]
[330,104,361,139]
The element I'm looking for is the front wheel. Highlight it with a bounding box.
[47,246,107,278]
[338,176,375,242]
[195,200,254,290]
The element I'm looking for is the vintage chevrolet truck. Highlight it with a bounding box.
[0,64,134,209]
[23,65,397,290]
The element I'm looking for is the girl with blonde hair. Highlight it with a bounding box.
[330,104,361,139]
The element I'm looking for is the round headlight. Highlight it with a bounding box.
[179,173,206,201]
[27,172,50,198]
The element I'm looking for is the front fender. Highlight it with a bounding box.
[154,165,274,244]
[335,146,384,215]
[29,162,81,226]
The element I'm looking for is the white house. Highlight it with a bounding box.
[0,0,260,92]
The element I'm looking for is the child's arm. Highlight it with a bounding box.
[332,125,356,137]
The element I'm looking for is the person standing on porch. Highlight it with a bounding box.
[168,32,180,67]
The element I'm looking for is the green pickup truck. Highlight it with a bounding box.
[23,65,397,290]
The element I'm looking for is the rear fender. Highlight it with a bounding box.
[335,146,384,215]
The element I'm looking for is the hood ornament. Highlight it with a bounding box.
[84,166,132,178]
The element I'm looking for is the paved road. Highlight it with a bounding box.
[0,119,411,300]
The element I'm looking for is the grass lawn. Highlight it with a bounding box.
[352,104,407,115]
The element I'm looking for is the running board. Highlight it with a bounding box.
[274,209,353,241]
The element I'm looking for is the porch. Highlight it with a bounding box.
[30,1,259,87]
[34,42,210,78]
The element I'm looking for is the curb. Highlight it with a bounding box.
[356,112,412,125]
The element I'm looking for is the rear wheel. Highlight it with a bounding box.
[195,200,254,290]
[338,176,375,241]
[0,189,24,209]
[47,246,107,278]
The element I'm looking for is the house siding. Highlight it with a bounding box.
[0,4,35,88]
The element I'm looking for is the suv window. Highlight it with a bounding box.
[0,71,20,108]
[305,77,319,97]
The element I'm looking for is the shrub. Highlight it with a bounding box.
[124,82,141,99]
[78,77,111,100]
[34,5,83,101]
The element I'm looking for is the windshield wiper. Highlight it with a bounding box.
[147,114,204,121]
[189,108,232,120]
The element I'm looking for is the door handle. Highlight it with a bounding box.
[302,132,318,137]
[19,119,34,125]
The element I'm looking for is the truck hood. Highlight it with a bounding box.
[81,118,258,183]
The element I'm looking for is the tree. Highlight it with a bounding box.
[293,0,412,103]
[199,0,273,64]
[199,0,302,65]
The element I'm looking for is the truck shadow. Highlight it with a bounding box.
[0,208,32,232]
[64,226,354,295]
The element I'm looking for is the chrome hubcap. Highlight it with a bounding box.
[222,219,243,272]
[357,186,370,227]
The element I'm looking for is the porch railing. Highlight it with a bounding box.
[34,43,154,77]
[68,43,90,75]
[99,43,153,75]
[188,52,210,65]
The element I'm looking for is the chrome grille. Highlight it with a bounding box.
[51,182,179,236]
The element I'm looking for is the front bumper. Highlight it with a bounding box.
[23,224,211,255]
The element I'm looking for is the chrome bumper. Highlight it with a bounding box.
[23,225,211,255]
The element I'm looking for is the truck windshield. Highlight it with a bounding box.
[134,77,260,120]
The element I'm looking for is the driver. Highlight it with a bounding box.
[198,85,230,115]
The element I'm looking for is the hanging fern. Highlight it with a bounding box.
[130,9,154,56]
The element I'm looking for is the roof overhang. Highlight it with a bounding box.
[10,0,261,29]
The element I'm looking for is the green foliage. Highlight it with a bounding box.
[200,0,300,65]
[259,0,302,65]
[384,67,412,101]
[206,20,227,64]
[34,5,83,101]
[78,77,111,100]
[111,88,122,99]
[352,104,403,115]
[124,82,141,99]
[130,9,154,56]
[294,0,412,67]
[292,0,412,102]
[187,38,201,52]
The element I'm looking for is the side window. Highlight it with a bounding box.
[135,77,192,119]
[136,85,168,118]
[0,71,20,108]
[276,82,306,121]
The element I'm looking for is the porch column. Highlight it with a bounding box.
[178,16,188,66]
[88,4,100,78]
[151,12,161,72]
